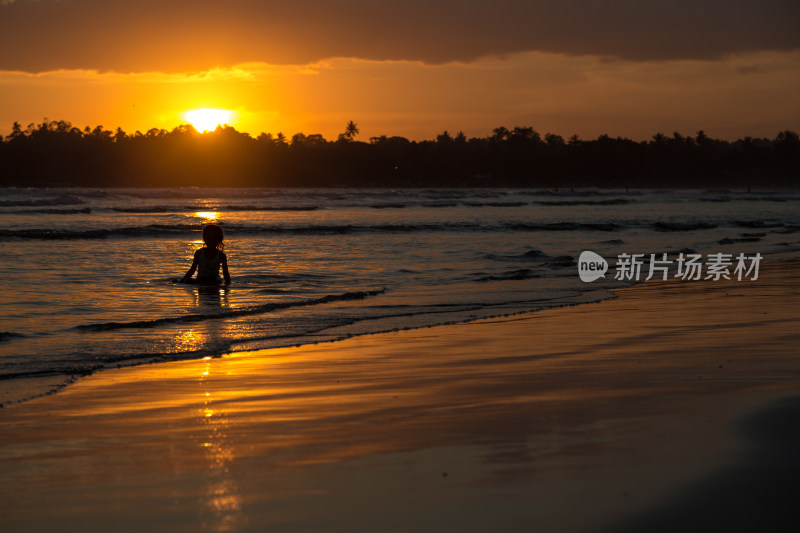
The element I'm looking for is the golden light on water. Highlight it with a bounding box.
[194,211,219,221]
[184,108,235,132]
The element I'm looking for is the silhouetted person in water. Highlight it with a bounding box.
[180,224,231,285]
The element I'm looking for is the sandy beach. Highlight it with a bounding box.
[2,259,799,532]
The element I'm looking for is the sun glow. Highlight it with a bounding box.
[184,108,235,132]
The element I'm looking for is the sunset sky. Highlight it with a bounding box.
[1,0,798,141]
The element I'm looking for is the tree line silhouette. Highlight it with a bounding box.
[1,120,797,188]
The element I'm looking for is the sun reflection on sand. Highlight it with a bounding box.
[198,357,246,531]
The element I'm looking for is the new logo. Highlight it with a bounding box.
[578,251,608,282]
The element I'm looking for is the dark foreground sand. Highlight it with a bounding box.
[1,260,799,532]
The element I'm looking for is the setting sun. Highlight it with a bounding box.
[184,108,235,132]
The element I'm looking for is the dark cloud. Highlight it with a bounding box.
[1,0,798,72]
[737,65,766,75]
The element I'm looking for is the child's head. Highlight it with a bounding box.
[202,224,225,251]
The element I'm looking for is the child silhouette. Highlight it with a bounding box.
[180,224,231,285]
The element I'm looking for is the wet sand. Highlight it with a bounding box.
[1,259,799,532]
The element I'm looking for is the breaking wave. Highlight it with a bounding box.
[74,289,386,332]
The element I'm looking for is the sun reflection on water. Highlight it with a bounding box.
[175,330,203,352]
[195,211,220,222]
[193,285,230,308]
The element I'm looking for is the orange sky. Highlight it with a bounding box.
[1,0,798,141]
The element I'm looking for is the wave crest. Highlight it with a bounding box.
[74,289,386,332]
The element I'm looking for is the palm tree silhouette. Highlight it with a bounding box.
[339,120,359,142]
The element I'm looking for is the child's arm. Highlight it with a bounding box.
[221,252,231,285]
[180,250,200,283]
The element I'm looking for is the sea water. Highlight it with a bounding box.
[1,187,799,404]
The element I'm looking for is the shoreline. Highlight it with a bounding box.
[1,258,799,531]
[1,292,621,409]
[3,271,623,409]
[5,251,796,409]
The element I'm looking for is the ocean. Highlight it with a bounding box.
[1,187,798,405]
